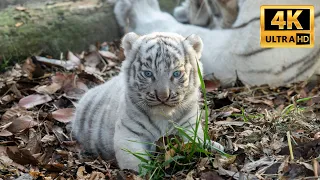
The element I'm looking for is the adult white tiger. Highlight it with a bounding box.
[72,32,224,171]
[114,0,320,87]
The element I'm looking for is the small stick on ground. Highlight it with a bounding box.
[286,131,294,161]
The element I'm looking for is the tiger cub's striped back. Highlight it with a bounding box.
[72,32,222,171]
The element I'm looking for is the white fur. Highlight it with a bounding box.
[72,32,224,172]
[114,0,320,87]
[173,0,239,29]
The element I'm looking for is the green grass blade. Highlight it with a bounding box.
[122,148,149,163]
[196,60,210,146]
[296,97,312,103]
[162,155,185,167]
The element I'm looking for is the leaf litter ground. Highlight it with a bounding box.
[0,40,319,180]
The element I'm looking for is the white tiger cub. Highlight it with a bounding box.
[173,0,239,29]
[114,0,320,87]
[72,32,224,171]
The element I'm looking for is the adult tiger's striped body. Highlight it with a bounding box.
[72,32,223,171]
[114,0,320,87]
[173,0,239,29]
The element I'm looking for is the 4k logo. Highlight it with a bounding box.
[260,5,314,48]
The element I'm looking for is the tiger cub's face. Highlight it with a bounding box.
[121,32,203,114]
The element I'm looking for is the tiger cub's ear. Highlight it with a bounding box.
[121,32,140,55]
[185,34,203,60]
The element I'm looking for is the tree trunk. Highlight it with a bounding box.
[0,0,121,63]
[0,0,179,65]
[0,0,68,10]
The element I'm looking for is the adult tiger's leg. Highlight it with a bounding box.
[114,0,132,33]
[173,1,190,23]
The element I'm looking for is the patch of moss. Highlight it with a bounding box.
[0,8,17,27]
[158,0,179,14]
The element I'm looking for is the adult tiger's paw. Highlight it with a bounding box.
[173,5,189,23]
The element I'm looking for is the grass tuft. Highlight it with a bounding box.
[281,96,313,115]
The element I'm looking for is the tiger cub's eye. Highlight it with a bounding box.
[143,71,153,77]
[172,70,182,78]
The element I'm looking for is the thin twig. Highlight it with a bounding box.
[313,158,319,177]
[286,131,294,161]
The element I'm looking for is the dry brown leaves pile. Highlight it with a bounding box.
[202,78,320,180]
[0,39,319,180]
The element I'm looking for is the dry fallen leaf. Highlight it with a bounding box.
[19,94,52,109]
[215,120,246,126]
[10,83,22,98]
[51,108,75,123]
[164,146,176,169]
[314,132,320,139]
[0,122,13,131]
[1,94,14,104]
[6,146,39,165]
[83,66,105,82]
[7,115,38,133]
[36,83,62,95]
[0,82,5,90]
[29,170,44,179]
[52,126,68,142]
[204,79,221,92]
[36,55,80,71]
[22,57,36,79]
[1,106,30,122]
[199,170,224,180]
[186,170,195,180]
[21,57,46,79]
[67,51,81,64]
[84,52,102,68]
[279,139,320,159]
[0,147,27,171]
[197,157,210,171]
[106,59,118,69]
[15,22,24,27]
[280,163,314,179]
[99,50,118,60]
[0,129,13,137]
[50,72,88,94]
[76,81,89,92]
[15,6,26,11]
[244,97,274,107]
[52,73,74,90]
[76,166,86,179]
[41,135,56,144]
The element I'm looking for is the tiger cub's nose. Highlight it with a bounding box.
[155,90,170,102]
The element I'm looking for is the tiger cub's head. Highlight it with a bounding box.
[121,32,203,116]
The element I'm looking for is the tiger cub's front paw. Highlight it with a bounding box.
[208,140,225,153]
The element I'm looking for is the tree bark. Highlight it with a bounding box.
[0,0,179,64]
[0,0,68,10]
[0,0,121,62]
